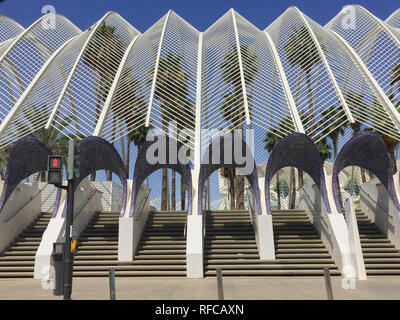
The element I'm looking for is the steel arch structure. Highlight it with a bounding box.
[0,6,399,178]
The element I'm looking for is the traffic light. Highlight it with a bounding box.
[73,141,81,178]
[67,140,81,179]
[47,155,63,185]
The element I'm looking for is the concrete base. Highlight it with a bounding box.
[257,215,275,260]
[34,179,101,280]
[118,217,134,261]
[186,215,203,278]
[34,217,65,279]
[118,181,150,262]
[345,198,367,280]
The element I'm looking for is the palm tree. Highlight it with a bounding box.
[82,21,126,181]
[148,53,191,210]
[283,25,325,130]
[345,92,364,136]
[345,92,367,182]
[320,106,345,161]
[320,105,345,209]
[31,127,71,181]
[127,125,152,176]
[112,70,149,177]
[219,167,236,210]
[11,104,72,181]
[0,148,10,180]
[219,44,258,209]
[315,136,332,164]
[366,99,399,174]
[388,58,400,106]
[264,126,282,209]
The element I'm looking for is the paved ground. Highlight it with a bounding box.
[1,277,400,300]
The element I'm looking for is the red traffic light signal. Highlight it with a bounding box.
[52,158,59,168]
[48,156,63,185]
[48,156,62,169]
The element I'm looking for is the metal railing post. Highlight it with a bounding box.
[324,267,334,300]
[216,266,224,300]
[109,267,116,300]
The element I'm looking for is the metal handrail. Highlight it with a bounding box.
[73,188,100,220]
[246,188,257,229]
[300,185,329,230]
[3,185,47,223]
[203,210,206,237]
[359,187,392,233]
[135,187,151,221]
[359,187,390,216]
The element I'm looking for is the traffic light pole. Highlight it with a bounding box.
[63,177,74,300]
[62,140,77,300]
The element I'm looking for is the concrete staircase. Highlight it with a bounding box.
[73,210,186,277]
[204,209,340,277]
[0,212,52,278]
[356,209,400,276]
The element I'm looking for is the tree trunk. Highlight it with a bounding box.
[360,168,366,183]
[368,171,375,180]
[276,170,281,210]
[125,140,131,178]
[108,115,117,181]
[306,70,315,128]
[289,167,296,209]
[388,145,397,174]
[235,174,245,210]
[180,175,185,210]
[229,170,235,210]
[235,125,245,209]
[41,171,46,182]
[337,176,344,212]
[161,168,168,210]
[333,137,338,162]
[171,170,176,210]
[298,169,303,189]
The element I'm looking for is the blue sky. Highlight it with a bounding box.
[3,0,399,209]
[1,0,398,31]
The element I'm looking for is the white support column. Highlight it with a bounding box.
[256,214,275,260]
[118,180,133,261]
[93,35,140,136]
[295,8,356,125]
[187,32,204,278]
[264,31,305,133]
[145,10,172,127]
[345,197,367,280]
[255,178,276,260]
[330,30,400,132]
[231,9,251,126]
[0,37,76,136]
[192,32,203,217]
[118,181,151,261]
[45,12,113,129]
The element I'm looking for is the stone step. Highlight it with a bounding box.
[0,272,34,278]
[73,265,186,271]
[204,269,341,276]
[73,270,186,277]
[205,264,338,270]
